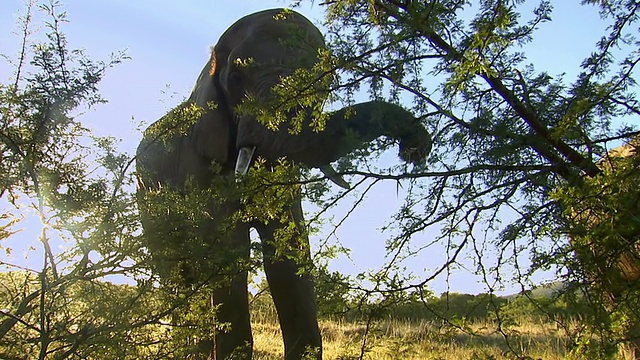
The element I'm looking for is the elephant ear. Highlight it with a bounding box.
[189,52,231,164]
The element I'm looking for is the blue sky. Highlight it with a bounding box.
[0,1,610,295]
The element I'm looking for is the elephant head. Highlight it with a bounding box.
[184,9,431,187]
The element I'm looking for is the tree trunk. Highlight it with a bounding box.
[567,137,640,359]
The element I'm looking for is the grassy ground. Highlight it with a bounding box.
[251,319,571,359]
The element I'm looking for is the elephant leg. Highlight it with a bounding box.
[254,198,322,360]
[211,222,253,360]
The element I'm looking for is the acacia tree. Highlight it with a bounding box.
[276,0,639,358]
[557,138,640,358]
[0,1,196,358]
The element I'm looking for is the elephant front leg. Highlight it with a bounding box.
[261,246,322,360]
[255,209,322,359]
[212,271,253,360]
[210,223,254,360]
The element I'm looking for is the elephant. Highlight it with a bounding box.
[136,8,432,360]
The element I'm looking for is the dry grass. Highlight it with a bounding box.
[252,318,572,359]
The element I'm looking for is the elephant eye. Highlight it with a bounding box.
[225,70,244,99]
[228,71,243,86]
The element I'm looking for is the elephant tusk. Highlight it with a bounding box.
[235,146,256,182]
[319,165,350,189]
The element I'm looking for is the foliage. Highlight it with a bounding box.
[284,0,640,357]
[313,264,353,318]
[553,137,640,358]
[3,0,640,358]
[305,278,590,327]
[0,271,176,359]
[388,292,505,323]
[0,1,187,358]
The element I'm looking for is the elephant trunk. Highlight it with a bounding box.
[234,101,431,187]
[322,101,432,165]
